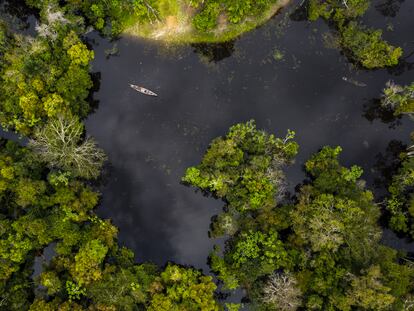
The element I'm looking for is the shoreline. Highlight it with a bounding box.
[123,0,291,44]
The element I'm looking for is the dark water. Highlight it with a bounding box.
[3,0,413,272]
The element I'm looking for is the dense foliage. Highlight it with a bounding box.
[185,124,414,310]
[307,0,402,69]
[0,22,93,134]
[188,0,278,31]
[25,0,156,36]
[183,121,298,212]
[380,81,414,238]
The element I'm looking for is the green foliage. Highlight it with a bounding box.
[308,0,369,25]
[63,0,158,36]
[66,280,86,301]
[384,149,414,236]
[212,229,290,289]
[191,0,277,31]
[148,263,220,311]
[193,3,221,31]
[340,22,402,69]
[183,120,298,212]
[231,229,287,270]
[225,303,241,311]
[187,128,414,310]
[0,139,107,310]
[224,0,274,24]
[307,0,402,69]
[345,266,395,309]
[0,29,93,134]
[71,239,108,285]
[380,80,414,239]
[288,146,412,310]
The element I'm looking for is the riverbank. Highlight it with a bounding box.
[123,0,291,43]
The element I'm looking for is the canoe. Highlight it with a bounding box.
[129,84,158,97]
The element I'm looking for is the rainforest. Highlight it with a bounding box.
[0,0,413,310]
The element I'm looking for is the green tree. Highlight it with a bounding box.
[183,120,298,212]
[148,264,220,311]
[0,28,93,134]
[340,22,402,69]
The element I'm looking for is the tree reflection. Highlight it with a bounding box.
[387,52,414,76]
[375,0,405,17]
[192,41,235,63]
[363,98,402,129]
[372,140,406,191]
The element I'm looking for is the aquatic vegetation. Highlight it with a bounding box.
[273,48,284,61]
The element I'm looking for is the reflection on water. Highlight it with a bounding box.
[375,0,406,17]
[362,98,402,129]
[192,41,236,63]
[371,139,406,190]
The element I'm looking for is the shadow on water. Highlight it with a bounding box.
[371,139,406,190]
[387,56,414,76]
[375,0,405,17]
[192,41,236,63]
[87,71,102,114]
[289,1,308,22]
[362,98,402,129]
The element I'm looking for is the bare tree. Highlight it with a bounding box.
[29,115,107,179]
[381,80,405,110]
[404,296,414,310]
[262,272,302,311]
[35,5,69,40]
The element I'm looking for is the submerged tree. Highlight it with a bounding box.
[29,116,106,179]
